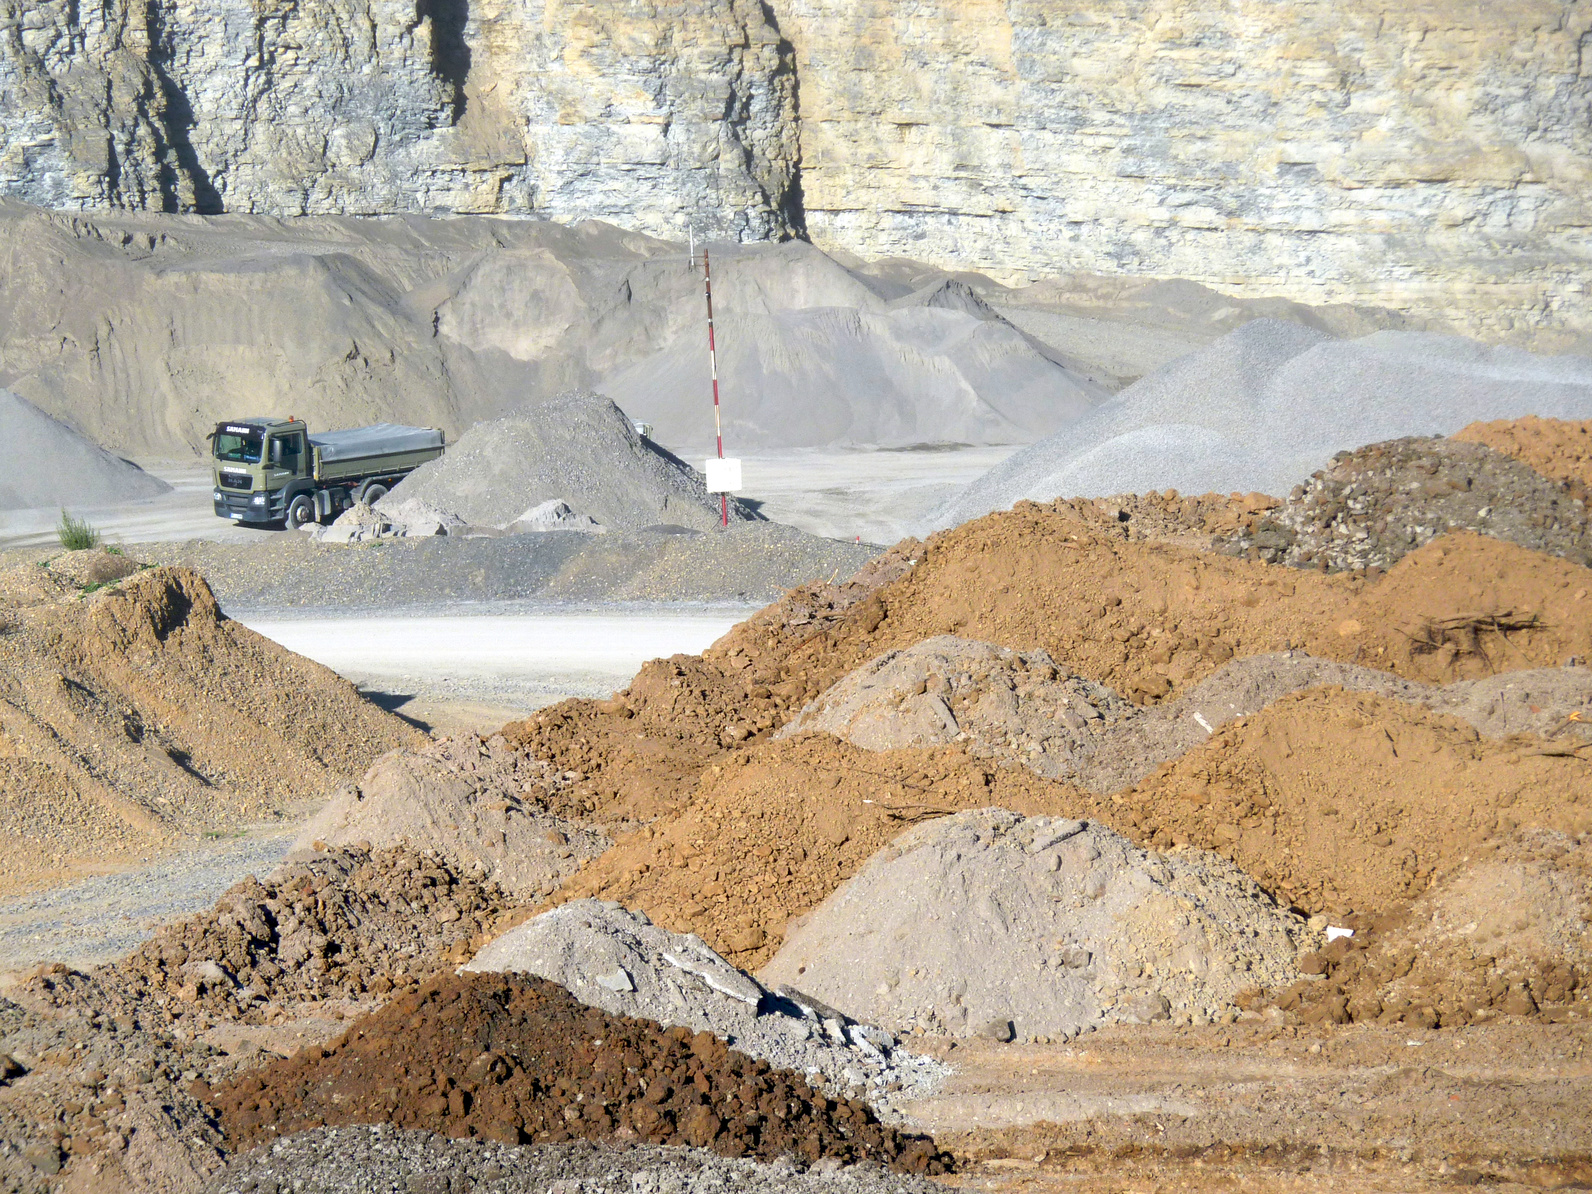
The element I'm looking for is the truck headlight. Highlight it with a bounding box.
[250,494,266,506]
[213,489,223,501]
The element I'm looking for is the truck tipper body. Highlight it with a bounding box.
[210,418,445,528]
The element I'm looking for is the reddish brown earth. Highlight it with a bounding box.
[205,971,951,1173]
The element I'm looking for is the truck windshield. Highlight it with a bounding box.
[214,426,263,464]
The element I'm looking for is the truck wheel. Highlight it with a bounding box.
[286,494,316,530]
[361,483,388,505]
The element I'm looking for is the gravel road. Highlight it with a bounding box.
[0,825,297,983]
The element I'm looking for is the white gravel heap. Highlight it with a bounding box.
[465,900,947,1113]
[761,810,1318,1043]
[379,390,754,533]
[0,389,171,510]
[931,321,1592,529]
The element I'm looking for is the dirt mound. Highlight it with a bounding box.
[545,734,1085,969]
[761,810,1313,1042]
[1113,687,1592,918]
[380,390,757,533]
[775,636,1135,783]
[782,642,1592,795]
[0,567,417,896]
[1270,830,1592,1029]
[465,901,945,1108]
[733,511,1591,711]
[207,1128,941,1194]
[1217,437,1590,572]
[206,971,951,1173]
[27,846,517,1029]
[1454,416,1592,496]
[295,734,609,902]
[0,389,171,510]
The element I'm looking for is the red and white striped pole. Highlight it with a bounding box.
[704,247,728,527]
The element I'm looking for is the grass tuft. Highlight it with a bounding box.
[57,511,101,551]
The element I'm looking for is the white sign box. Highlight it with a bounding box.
[705,457,742,493]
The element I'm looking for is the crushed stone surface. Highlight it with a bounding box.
[130,522,877,611]
[932,321,1592,529]
[204,1127,942,1194]
[0,389,171,510]
[296,733,611,903]
[1217,436,1590,572]
[0,566,417,897]
[380,390,758,533]
[465,901,947,1114]
[761,810,1315,1043]
[205,971,951,1173]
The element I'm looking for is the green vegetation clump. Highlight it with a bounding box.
[57,511,100,551]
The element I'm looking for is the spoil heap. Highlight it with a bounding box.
[761,810,1313,1042]
[1454,416,1592,495]
[379,391,757,533]
[1272,829,1591,1028]
[1113,686,1592,918]
[1217,436,1590,572]
[0,390,170,510]
[774,636,1135,783]
[782,642,1592,794]
[0,567,415,895]
[206,971,951,1173]
[31,846,517,1027]
[294,734,609,902]
[543,734,1084,968]
[465,901,946,1109]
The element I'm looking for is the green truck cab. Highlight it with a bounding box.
[211,417,445,528]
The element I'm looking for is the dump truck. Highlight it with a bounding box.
[210,417,445,528]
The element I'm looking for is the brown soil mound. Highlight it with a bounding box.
[1114,687,1592,917]
[1270,830,1592,1029]
[0,567,418,895]
[27,846,518,1029]
[1217,437,1591,572]
[206,971,951,1174]
[1454,416,1592,496]
[548,734,1083,969]
[295,733,610,901]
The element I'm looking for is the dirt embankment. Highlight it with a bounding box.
[206,971,950,1173]
[0,566,418,895]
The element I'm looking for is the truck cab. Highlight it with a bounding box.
[211,417,309,525]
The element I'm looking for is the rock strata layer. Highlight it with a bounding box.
[2,2,1587,340]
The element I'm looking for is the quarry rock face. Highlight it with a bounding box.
[1,0,1588,339]
[0,0,801,240]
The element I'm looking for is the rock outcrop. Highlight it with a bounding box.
[1,1,1587,341]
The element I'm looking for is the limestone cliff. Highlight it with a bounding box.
[1,1,1587,340]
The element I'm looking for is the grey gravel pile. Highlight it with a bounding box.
[465,901,947,1116]
[762,810,1316,1043]
[1216,436,1591,572]
[931,321,1592,530]
[380,390,757,532]
[134,523,877,612]
[0,389,171,510]
[204,1127,940,1194]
